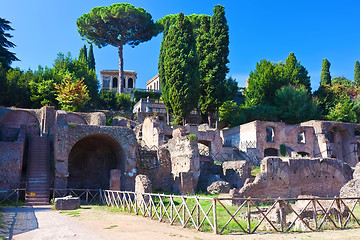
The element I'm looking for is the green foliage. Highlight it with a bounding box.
[29,79,56,108]
[132,89,161,102]
[327,98,357,123]
[186,134,198,141]
[159,13,200,125]
[320,58,331,86]
[244,104,279,122]
[88,44,95,70]
[245,59,280,106]
[116,93,133,112]
[355,60,360,87]
[77,3,160,92]
[332,76,353,86]
[0,17,19,69]
[198,5,230,126]
[219,100,245,127]
[78,44,87,63]
[273,85,320,124]
[98,90,117,110]
[280,144,287,156]
[55,75,89,112]
[282,52,311,92]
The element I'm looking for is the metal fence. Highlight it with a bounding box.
[0,189,25,206]
[103,190,360,235]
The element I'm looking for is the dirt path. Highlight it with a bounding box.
[1,205,360,240]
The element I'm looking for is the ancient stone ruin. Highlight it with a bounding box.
[1,105,360,204]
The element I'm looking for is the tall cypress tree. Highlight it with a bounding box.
[88,44,95,71]
[160,13,199,125]
[355,60,360,87]
[198,5,229,127]
[320,58,331,86]
[78,45,87,63]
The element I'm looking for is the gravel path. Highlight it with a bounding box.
[1,205,360,240]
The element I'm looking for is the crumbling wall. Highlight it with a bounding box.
[162,128,200,194]
[0,125,26,189]
[236,157,352,198]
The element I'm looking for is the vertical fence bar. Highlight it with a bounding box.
[16,189,19,206]
[312,199,318,230]
[213,198,218,234]
[247,198,251,233]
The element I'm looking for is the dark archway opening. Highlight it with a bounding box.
[112,77,118,88]
[68,134,125,189]
[264,148,278,157]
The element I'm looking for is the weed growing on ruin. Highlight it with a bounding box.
[104,225,118,229]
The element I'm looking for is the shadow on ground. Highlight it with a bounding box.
[0,206,49,239]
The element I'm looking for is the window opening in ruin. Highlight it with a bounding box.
[112,77,118,88]
[128,78,134,88]
[266,126,275,142]
[298,131,306,144]
[355,128,360,136]
[264,148,278,157]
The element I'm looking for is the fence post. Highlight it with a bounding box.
[247,198,251,233]
[86,189,89,204]
[213,198,218,234]
[16,189,19,206]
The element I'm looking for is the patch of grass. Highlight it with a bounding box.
[251,166,261,177]
[59,210,81,217]
[0,201,25,207]
[104,224,118,229]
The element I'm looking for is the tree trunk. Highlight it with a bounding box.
[215,107,219,129]
[118,44,124,94]
[208,111,213,128]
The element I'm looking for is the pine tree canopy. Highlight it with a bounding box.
[0,17,19,68]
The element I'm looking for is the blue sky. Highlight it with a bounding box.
[2,0,360,91]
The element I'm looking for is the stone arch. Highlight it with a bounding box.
[66,113,87,125]
[0,110,40,137]
[67,133,125,189]
[198,140,210,156]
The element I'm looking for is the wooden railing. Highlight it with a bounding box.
[103,190,360,235]
[50,188,104,205]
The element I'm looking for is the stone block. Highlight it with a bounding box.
[110,169,121,190]
[207,180,230,194]
[54,196,80,210]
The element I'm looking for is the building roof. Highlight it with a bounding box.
[100,70,137,75]
[146,74,159,86]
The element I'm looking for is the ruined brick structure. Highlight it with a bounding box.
[232,157,353,198]
[222,120,360,167]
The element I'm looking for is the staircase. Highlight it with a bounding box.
[25,136,50,205]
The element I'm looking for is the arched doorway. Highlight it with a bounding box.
[0,110,40,137]
[67,134,125,189]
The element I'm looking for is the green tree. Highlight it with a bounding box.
[0,17,19,69]
[77,3,160,93]
[320,58,331,86]
[55,75,89,112]
[332,76,352,86]
[282,52,311,92]
[245,59,280,106]
[197,5,230,127]
[159,13,200,125]
[88,44,95,70]
[273,85,320,124]
[29,79,56,108]
[355,60,360,87]
[98,90,117,110]
[116,93,133,111]
[78,45,87,63]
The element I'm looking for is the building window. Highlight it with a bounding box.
[128,78,134,88]
[266,126,275,142]
[112,77,118,88]
[298,131,305,144]
[102,76,110,88]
